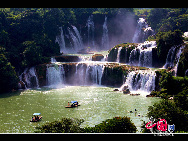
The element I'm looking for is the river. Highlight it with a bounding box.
[0,86,161,133]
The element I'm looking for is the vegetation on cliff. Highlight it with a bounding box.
[145,100,188,132]
[177,43,188,76]
[156,30,184,64]
[146,8,188,32]
[145,69,188,132]
[0,47,19,93]
[107,43,137,62]
[153,69,188,98]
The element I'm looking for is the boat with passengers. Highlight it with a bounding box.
[65,101,80,108]
[30,113,42,122]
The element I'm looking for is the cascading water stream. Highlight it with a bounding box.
[129,41,156,67]
[163,46,176,69]
[51,57,57,63]
[174,45,185,76]
[132,18,146,43]
[74,63,104,86]
[116,47,122,63]
[132,18,154,43]
[101,16,109,50]
[46,64,65,88]
[87,15,95,49]
[46,63,104,87]
[163,44,185,76]
[119,70,156,95]
[55,27,66,53]
[68,26,84,53]
[72,25,84,50]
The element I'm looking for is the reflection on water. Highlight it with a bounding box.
[0,86,161,133]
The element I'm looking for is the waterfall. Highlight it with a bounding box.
[132,18,153,43]
[51,57,57,63]
[87,15,95,48]
[46,63,104,87]
[101,16,110,50]
[56,26,83,53]
[174,45,185,76]
[74,63,104,85]
[74,63,86,85]
[19,67,39,88]
[55,27,66,53]
[89,64,104,85]
[68,26,84,53]
[164,46,176,69]
[163,45,185,76]
[120,70,156,94]
[46,64,65,88]
[116,47,122,62]
[72,25,84,49]
[132,18,146,43]
[129,41,156,67]
[138,48,153,67]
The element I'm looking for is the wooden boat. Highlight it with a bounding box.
[65,104,80,108]
[65,101,80,108]
[30,113,42,122]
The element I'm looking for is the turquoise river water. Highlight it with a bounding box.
[0,86,161,133]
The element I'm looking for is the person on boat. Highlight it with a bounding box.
[36,116,39,120]
[71,103,74,107]
[68,102,70,106]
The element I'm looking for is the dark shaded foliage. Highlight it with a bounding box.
[35,116,137,133]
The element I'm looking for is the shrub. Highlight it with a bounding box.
[0,52,19,93]
[147,100,188,132]
[35,116,137,133]
[156,30,184,64]
[35,118,84,133]
[84,116,137,133]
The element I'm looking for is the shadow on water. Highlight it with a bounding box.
[0,86,55,99]
[0,90,22,98]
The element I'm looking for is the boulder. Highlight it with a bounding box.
[122,84,128,91]
[123,89,130,94]
[113,88,119,91]
[92,54,104,61]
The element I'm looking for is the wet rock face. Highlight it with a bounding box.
[107,43,137,63]
[55,56,80,62]
[123,89,130,94]
[92,54,104,61]
[36,64,47,87]
[101,66,125,87]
